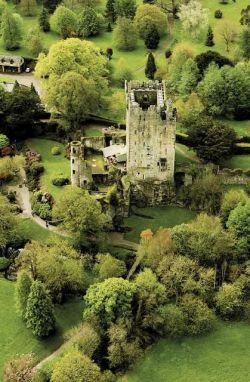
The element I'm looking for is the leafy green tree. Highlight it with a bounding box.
[39,7,50,32]
[115,59,134,85]
[0,195,18,254]
[19,0,37,16]
[35,38,108,128]
[240,30,250,59]
[15,270,32,321]
[178,58,199,99]
[144,24,160,49]
[0,0,7,24]
[53,186,107,240]
[156,254,199,302]
[198,63,250,118]
[1,9,23,50]
[188,116,236,163]
[172,213,235,278]
[215,283,243,319]
[25,27,44,56]
[180,294,215,335]
[107,324,142,369]
[65,323,100,358]
[135,4,167,39]
[166,42,195,94]
[227,200,250,256]
[205,25,214,46]
[145,52,156,79]
[220,189,248,225]
[25,280,55,337]
[114,0,137,19]
[18,239,86,301]
[50,5,77,38]
[0,134,9,149]
[3,353,35,382]
[178,0,208,38]
[114,16,137,51]
[187,171,223,214]
[84,277,135,328]
[156,304,185,337]
[45,71,101,128]
[134,268,166,329]
[94,253,126,281]
[51,349,102,382]
[77,7,102,37]
[140,228,175,271]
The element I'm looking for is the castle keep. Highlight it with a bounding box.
[126,80,176,182]
[70,80,176,206]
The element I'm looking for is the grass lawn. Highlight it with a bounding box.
[0,278,84,379]
[25,138,70,199]
[225,120,250,138]
[17,217,58,242]
[124,206,196,242]
[175,143,200,167]
[83,125,103,137]
[222,155,250,170]
[119,320,250,382]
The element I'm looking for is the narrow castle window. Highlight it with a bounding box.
[72,170,75,174]
[72,159,74,164]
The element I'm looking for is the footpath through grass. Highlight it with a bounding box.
[119,321,250,382]
[124,206,196,242]
[0,278,84,379]
[26,138,70,199]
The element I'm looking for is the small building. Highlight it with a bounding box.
[0,55,24,73]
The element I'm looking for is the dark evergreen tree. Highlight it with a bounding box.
[78,7,101,37]
[105,0,115,22]
[240,30,250,59]
[39,7,50,32]
[25,281,55,337]
[195,50,233,76]
[188,116,236,163]
[240,5,250,27]
[205,26,214,47]
[145,52,157,79]
[144,24,160,49]
[43,0,60,13]
[1,85,43,139]
[107,21,112,32]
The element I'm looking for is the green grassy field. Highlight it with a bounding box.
[26,138,70,199]
[124,206,196,242]
[119,321,250,382]
[222,155,250,170]
[17,217,58,242]
[0,278,84,379]
[175,143,200,167]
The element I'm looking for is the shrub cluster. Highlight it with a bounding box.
[52,176,69,186]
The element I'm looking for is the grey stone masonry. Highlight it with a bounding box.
[125,80,176,183]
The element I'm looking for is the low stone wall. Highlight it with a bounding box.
[82,136,104,151]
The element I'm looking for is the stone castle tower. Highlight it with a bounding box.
[126,80,176,183]
[70,140,93,188]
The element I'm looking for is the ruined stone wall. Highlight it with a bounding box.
[126,81,176,184]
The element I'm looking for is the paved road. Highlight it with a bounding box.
[0,72,41,95]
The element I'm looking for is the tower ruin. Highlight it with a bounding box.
[125,80,176,204]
